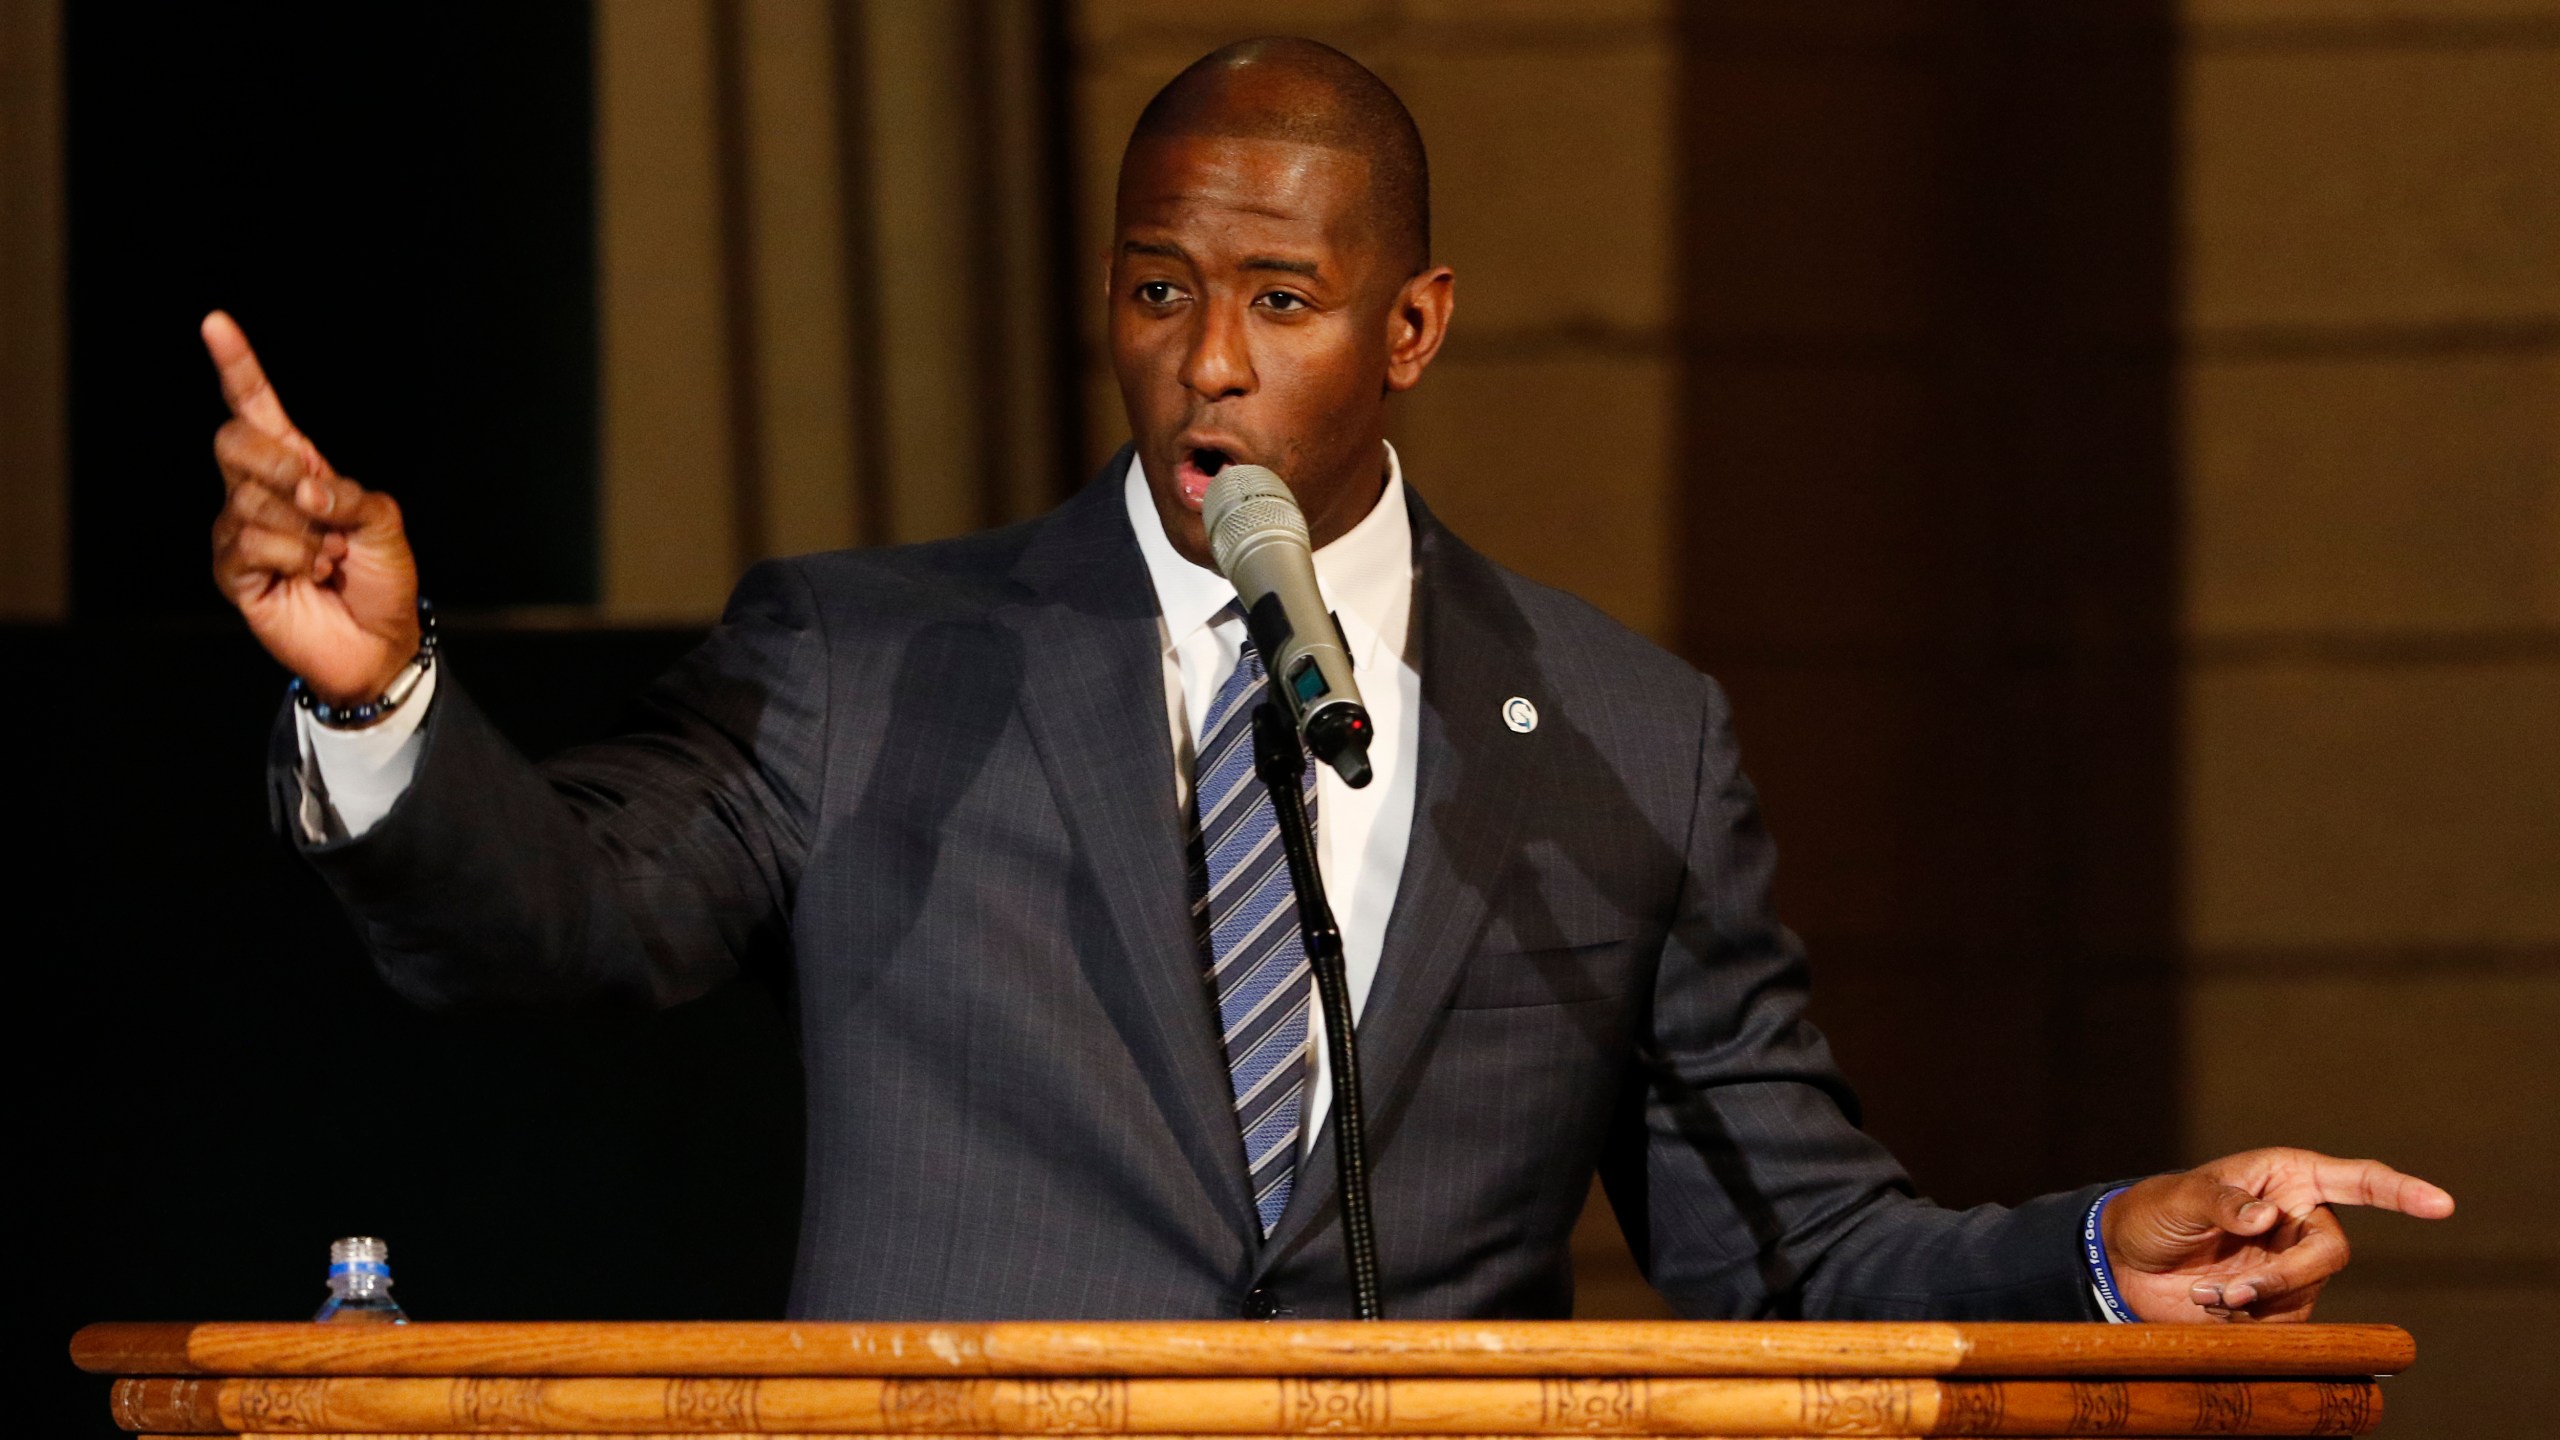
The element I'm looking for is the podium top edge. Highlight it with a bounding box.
[69,1320,2415,1379]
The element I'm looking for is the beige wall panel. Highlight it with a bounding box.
[741,0,861,559]
[861,2,987,542]
[2184,662,2560,948]
[2186,969,2560,1261]
[0,0,67,620]
[2183,349,2560,636]
[1390,354,1671,642]
[1396,45,1670,339]
[1074,0,1389,51]
[2184,0,2560,26]
[2302,1278,2560,1438]
[598,0,740,619]
[2180,45,2560,334]
[1405,0,1666,28]
[1680,6,1962,47]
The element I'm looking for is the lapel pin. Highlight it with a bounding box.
[1503,697,1538,733]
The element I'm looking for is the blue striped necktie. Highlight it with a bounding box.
[1189,625,1317,1236]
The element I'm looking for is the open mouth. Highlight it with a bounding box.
[1174,446,1234,510]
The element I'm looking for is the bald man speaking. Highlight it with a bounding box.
[205,39,2448,1321]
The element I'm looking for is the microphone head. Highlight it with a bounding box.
[1203,464,1308,578]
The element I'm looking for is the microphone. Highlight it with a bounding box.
[1203,465,1375,788]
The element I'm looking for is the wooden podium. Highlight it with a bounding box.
[73,1321,2410,1439]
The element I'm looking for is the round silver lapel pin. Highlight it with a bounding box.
[1502,696,1538,733]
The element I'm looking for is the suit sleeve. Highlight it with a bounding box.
[275,559,829,1010]
[1599,674,2109,1320]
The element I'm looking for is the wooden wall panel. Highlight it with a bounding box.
[0,0,67,621]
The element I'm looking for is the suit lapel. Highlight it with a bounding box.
[1260,491,1538,1268]
[1000,457,1261,1237]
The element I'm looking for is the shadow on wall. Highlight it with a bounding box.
[1672,3,2184,1214]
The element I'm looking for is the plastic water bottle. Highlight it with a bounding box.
[314,1237,409,1324]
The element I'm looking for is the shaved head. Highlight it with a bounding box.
[1124,37,1430,277]
[1108,36,1456,567]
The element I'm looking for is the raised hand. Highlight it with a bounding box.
[2103,1147,2455,1322]
[204,311,421,707]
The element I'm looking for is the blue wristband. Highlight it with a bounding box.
[2082,1185,2139,1323]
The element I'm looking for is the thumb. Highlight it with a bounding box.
[2109,1172,2276,1272]
[286,472,417,640]
[335,486,416,614]
[2205,1181,2281,1239]
[291,472,407,553]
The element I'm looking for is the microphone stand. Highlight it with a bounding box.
[1249,699,1383,1320]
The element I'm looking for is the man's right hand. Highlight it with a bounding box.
[204,311,421,708]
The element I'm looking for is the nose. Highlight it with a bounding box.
[1178,295,1255,402]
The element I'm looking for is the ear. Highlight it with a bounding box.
[1382,266,1456,394]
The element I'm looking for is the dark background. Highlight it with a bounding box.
[65,2,598,616]
[6,625,801,1425]
[18,7,795,1433]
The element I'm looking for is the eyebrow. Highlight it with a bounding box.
[1120,240,1321,280]
[1243,256,1321,278]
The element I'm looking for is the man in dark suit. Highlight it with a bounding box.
[201,38,2448,1322]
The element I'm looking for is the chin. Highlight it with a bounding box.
[1166,516,1217,568]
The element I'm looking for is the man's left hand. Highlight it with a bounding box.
[2103,1147,2455,1322]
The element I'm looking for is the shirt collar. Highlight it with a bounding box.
[1122,443,1413,668]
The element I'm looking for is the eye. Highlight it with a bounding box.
[1257,290,1310,313]
[1134,280,1182,306]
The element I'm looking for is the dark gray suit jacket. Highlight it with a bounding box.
[282,456,2108,1321]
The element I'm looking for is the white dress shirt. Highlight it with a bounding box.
[1122,445,1421,1160]
[302,444,1424,1161]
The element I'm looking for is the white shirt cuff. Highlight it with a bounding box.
[294,661,437,842]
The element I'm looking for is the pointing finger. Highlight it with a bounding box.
[2302,1155,2455,1219]
[202,310,297,438]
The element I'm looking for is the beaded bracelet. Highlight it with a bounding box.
[289,597,439,730]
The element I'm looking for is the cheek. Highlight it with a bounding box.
[1268,347,1378,463]
[1260,322,1376,404]
[1108,315,1178,404]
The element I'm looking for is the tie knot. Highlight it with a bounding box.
[1218,600,1267,679]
